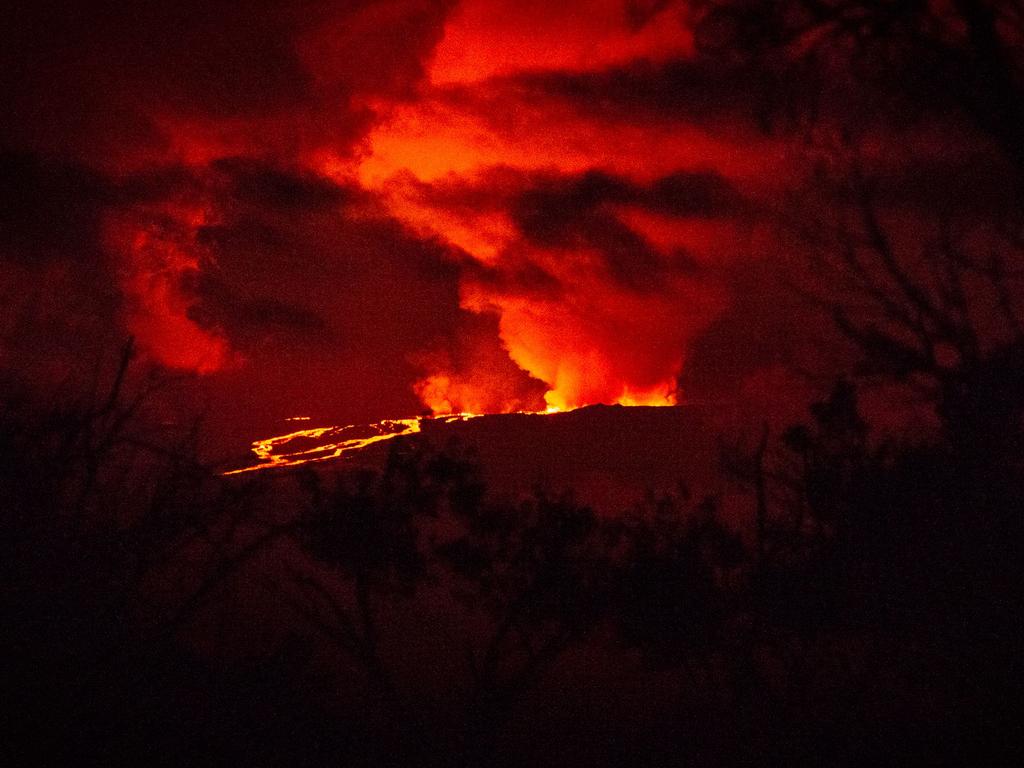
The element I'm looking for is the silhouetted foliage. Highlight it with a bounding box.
[1,341,320,767]
[3,336,1024,765]
[610,490,743,663]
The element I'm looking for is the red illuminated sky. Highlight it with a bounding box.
[1,0,1014,447]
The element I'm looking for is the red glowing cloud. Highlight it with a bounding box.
[427,0,694,85]
[104,204,234,375]
[350,2,778,412]
[0,0,796,428]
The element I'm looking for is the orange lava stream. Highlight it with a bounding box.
[223,409,566,476]
[224,418,424,475]
[224,407,567,475]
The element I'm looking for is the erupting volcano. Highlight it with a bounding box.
[225,401,723,519]
[223,402,632,475]
[3,0,758,455]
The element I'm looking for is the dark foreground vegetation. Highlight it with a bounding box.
[2,332,1022,767]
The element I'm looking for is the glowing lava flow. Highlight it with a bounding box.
[223,407,568,475]
[222,411,528,475]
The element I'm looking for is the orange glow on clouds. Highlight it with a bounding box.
[352,1,753,414]
[358,96,781,187]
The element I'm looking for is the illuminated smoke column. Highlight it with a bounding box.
[353,0,756,412]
